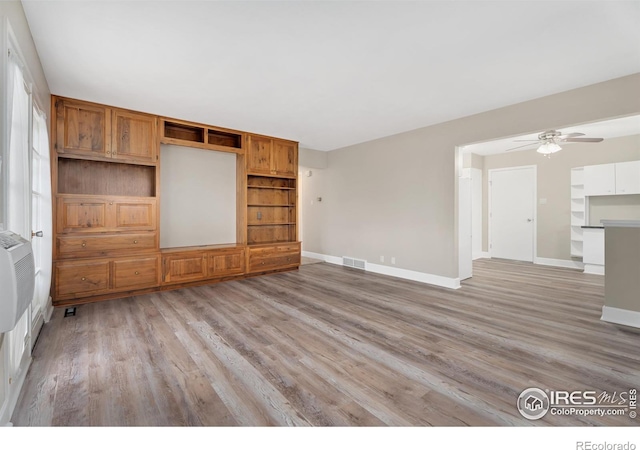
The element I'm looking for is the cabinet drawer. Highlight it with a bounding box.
[57,233,157,258]
[249,242,300,257]
[113,256,160,290]
[248,243,300,273]
[249,252,300,273]
[55,260,110,297]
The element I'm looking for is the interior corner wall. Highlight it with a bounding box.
[299,147,328,169]
[299,164,326,253]
[303,74,640,279]
[481,134,640,260]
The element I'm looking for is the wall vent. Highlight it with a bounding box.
[342,256,366,270]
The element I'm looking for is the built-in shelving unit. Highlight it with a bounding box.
[570,167,585,258]
[51,95,300,307]
[246,175,297,245]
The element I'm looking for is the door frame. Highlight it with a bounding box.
[488,165,537,262]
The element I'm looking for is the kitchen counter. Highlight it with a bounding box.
[600,220,640,328]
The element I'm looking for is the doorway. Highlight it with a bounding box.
[489,166,536,262]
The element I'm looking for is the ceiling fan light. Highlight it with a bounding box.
[537,142,562,154]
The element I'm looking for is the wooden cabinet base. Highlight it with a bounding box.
[52,264,299,308]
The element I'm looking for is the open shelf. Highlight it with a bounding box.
[247,224,296,244]
[58,158,156,197]
[208,129,241,149]
[162,119,243,152]
[164,121,204,143]
[247,175,296,189]
[246,174,297,245]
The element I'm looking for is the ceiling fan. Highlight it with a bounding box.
[505,130,604,155]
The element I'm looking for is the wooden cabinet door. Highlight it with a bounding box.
[113,199,157,230]
[57,196,157,233]
[162,253,207,284]
[55,98,110,157]
[272,140,297,177]
[57,196,109,233]
[247,135,272,175]
[112,110,157,163]
[207,248,245,278]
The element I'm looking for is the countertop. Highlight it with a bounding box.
[601,220,640,228]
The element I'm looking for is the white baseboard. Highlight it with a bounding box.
[601,306,640,329]
[302,251,460,289]
[0,355,32,427]
[302,251,342,265]
[534,257,584,270]
[583,264,605,275]
[44,295,54,323]
[473,252,490,260]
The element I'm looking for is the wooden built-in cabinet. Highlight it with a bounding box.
[54,97,157,164]
[246,134,297,177]
[161,246,245,284]
[51,95,300,307]
[247,242,301,274]
[54,255,161,300]
[246,175,297,245]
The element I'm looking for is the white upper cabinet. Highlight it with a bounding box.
[615,160,640,195]
[584,163,615,196]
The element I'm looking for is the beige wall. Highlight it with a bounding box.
[590,195,640,225]
[299,147,328,169]
[301,74,640,279]
[481,134,640,260]
[160,145,237,248]
[299,166,327,252]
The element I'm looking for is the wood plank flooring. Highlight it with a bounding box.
[12,259,640,426]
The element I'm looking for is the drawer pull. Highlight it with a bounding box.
[133,240,138,244]
[81,277,86,281]
[81,242,86,247]
[135,271,140,275]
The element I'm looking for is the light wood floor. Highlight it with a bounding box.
[12,259,640,426]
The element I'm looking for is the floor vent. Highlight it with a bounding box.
[342,256,366,270]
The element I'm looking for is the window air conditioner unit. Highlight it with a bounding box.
[0,230,35,333]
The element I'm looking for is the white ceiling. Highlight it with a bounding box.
[464,114,640,156]
[22,1,640,151]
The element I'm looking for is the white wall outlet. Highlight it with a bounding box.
[539,198,547,204]
[391,257,396,265]
[380,256,384,263]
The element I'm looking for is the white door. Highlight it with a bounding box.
[458,176,472,280]
[30,107,52,338]
[489,166,536,262]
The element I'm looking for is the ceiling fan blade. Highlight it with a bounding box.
[512,139,540,142]
[505,142,538,152]
[558,132,585,139]
[563,137,604,143]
